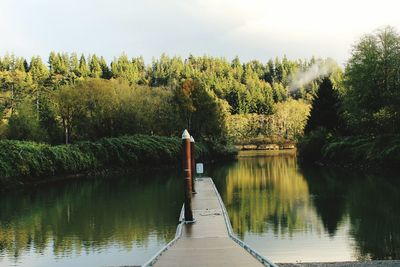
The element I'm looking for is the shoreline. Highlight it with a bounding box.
[235,144,296,150]
[278,260,400,266]
[298,134,400,171]
[0,135,237,189]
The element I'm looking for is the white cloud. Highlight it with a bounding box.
[0,0,400,64]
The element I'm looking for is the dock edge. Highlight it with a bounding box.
[209,178,278,267]
[142,177,279,267]
[142,205,185,267]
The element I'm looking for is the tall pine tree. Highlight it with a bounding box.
[304,78,342,134]
[78,54,90,78]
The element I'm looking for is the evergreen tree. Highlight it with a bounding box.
[70,53,80,77]
[1,54,12,71]
[23,59,29,72]
[264,59,275,84]
[48,52,61,74]
[132,56,146,84]
[304,78,341,134]
[78,54,90,78]
[29,56,49,84]
[60,53,70,75]
[111,54,141,84]
[231,56,243,80]
[274,58,283,83]
[272,82,287,102]
[89,54,102,78]
[99,56,112,79]
[29,56,49,113]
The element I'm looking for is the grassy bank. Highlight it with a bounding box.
[298,130,400,169]
[0,135,237,185]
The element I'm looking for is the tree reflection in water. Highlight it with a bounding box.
[210,150,400,261]
[0,169,182,264]
[1,151,399,264]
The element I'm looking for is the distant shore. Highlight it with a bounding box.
[235,144,296,150]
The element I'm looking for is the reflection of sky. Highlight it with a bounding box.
[218,151,360,263]
[0,236,164,267]
[242,216,355,263]
[0,170,182,267]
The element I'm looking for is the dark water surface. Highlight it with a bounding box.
[210,150,400,263]
[0,168,183,267]
[1,151,399,266]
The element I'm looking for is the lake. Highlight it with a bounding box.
[211,150,400,263]
[0,150,399,266]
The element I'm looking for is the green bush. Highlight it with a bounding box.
[204,139,237,161]
[297,128,332,162]
[7,99,48,142]
[0,135,237,183]
[300,133,400,168]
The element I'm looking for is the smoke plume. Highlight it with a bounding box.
[289,59,337,92]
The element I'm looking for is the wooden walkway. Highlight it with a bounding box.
[144,178,277,267]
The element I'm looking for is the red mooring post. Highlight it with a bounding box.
[182,130,194,222]
[190,136,196,193]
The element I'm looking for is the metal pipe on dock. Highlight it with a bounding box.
[182,129,194,222]
[190,136,196,194]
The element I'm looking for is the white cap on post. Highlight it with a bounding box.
[190,136,195,143]
[182,129,190,139]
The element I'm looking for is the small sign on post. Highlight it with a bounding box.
[196,163,204,174]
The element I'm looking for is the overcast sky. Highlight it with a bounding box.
[1,0,399,65]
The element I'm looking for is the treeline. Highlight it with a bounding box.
[0,52,340,144]
[299,26,400,168]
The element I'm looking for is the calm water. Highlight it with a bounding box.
[0,168,183,267]
[1,151,399,266]
[211,150,400,263]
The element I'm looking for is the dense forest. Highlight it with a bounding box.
[0,51,341,145]
[2,25,398,169]
[299,26,400,168]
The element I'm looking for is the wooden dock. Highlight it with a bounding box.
[144,177,277,267]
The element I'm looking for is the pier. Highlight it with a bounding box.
[144,177,277,267]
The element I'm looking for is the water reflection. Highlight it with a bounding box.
[0,169,182,267]
[302,167,349,237]
[210,150,400,262]
[302,165,400,260]
[1,151,399,265]
[213,151,314,238]
[346,175,400,260]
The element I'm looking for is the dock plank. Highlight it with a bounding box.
[153,178,264,267]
